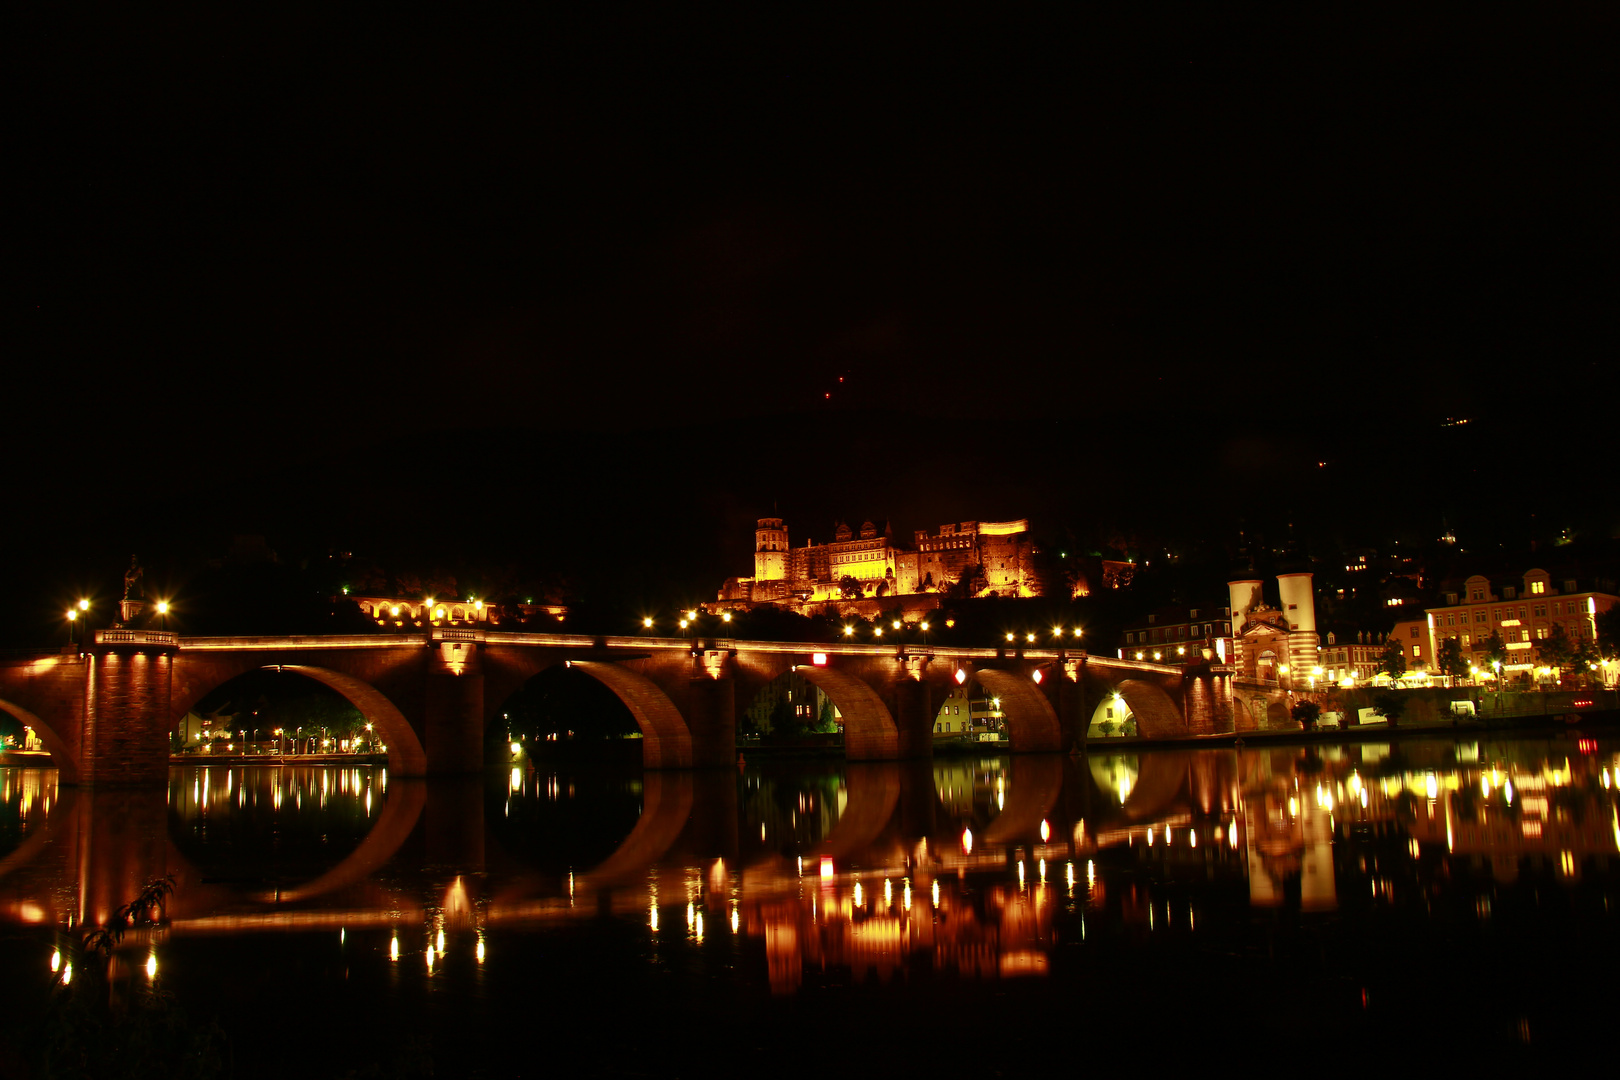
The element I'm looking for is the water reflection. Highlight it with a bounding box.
[1,737,1619,1066]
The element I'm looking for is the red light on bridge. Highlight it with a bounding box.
[811,653,827,666]
[1572,699,1593,708]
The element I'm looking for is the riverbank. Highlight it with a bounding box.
[168,752,388,767]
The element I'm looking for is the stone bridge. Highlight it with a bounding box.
[0,629,1192,784]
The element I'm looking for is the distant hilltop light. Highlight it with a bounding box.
[1441,417,1472,427]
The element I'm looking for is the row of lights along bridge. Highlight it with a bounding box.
[638,611,1086,647]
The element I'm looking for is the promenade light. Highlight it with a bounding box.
[66,609,76,621]
[688,610,698,620]
[920,621,930,632]
[511,742,522,757]
[1026,633,1036,643]
[722,612,732,624]
[892,620,902,631]
[1006,633,1015,642]
[1073,628,1082,637]
[1053,626,1063,637]
[157,601,169,615]
[78,599,89,612]
[874,627,883,638]
[844,625,855,637]
[679,619,689,630]
[643,617,653,628]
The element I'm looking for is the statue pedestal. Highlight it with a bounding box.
[120,599,145,624]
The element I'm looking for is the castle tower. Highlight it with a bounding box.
[755,518,789,582]
[1227,579,1263,672]
[1277,573,1320,687]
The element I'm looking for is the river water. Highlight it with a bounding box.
[2,734,1618,1076]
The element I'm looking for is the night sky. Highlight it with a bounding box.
[12,6,1618,640]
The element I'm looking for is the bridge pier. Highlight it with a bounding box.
[424,642,484,775]
[85,644,176,785]
[685,677,736,768]
[891,680,934,761]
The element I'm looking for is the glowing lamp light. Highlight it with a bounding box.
[78,599,90,611]
[1032,668,1044,684]
[145,953,157,979]
[1027,633,1036,643]
[892,620,902,631]
[811,652,828,666]
[510,742,522,757]
[66,609,76,621]
[156,601,169,615]
[642,617,653,628]
[874,627,883,638]
[1053,626,1064,637]
[843,625,855,636]
[721,612,732,623]
[1007,633,1016,642]
[1040,819,1051,842]
[962,828,974,854]
[920,621,930,632]
[955,668,967,685]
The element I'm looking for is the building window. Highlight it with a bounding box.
[1534,604,1547,618]
[1565,580,1577,593]
[1446,593,1458,604]
[1410,626,1420,638]
[1446,614,1456,626]
[1475,611,1487,623]
[1531,581,1545,594]
[1463,634,1471,646]
[1536,626,1549,640]
[1413,645,1422,658]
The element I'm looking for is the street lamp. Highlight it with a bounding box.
[156,600,169,631]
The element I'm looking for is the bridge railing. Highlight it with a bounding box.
[95,629,178,647]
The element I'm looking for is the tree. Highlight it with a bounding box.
[1371,691,1407,727]
[1437,637,1469,683]
[1595,607,1620,661]
[1291,700,1321,730]
[1537,623,1574,673]
[1571,641,1602,686]
[1376,638,1406,682]
[839,575,863,599]
[815,695,838,734]
[1481,630,1509,684]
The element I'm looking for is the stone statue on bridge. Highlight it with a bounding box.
[123,555,145,600]
[119,554,147,626]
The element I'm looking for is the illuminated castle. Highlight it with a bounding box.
[712,516,1040,614]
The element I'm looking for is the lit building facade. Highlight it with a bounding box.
[1423,569,1618,682]
[714,516,1041,614]
[347,594,566,628]
[1119,604,1234,667]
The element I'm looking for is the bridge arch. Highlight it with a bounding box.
[177,665,427,776]
[1111,678,1185,739]
[794,666,899,759]
[567,661,692,768]
[0,697,80,784]
[971,669,1062,752]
